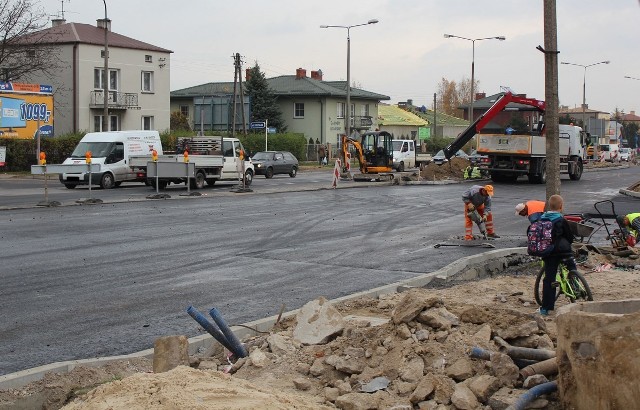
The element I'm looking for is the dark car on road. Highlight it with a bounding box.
[252,151,299,178]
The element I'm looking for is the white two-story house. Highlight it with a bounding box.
[14,18,172,136]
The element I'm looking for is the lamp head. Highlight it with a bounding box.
[496,36,506,41]
[443,34,452,38]
[320,25,328,28]
[367,19,379,24]
[603,60,611,64]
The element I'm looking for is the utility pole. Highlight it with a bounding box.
[542,0,561,198]
[433,93,437,139]
[231,53,247,137]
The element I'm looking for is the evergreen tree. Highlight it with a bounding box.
[245,63,287,132]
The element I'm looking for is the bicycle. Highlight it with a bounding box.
[534,255,593,306]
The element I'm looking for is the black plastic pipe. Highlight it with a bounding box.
[186,305,234,353]
[209,307,248,358]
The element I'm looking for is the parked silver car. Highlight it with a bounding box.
[252,151,299,178]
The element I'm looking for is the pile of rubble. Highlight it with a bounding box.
[420,157,471,181]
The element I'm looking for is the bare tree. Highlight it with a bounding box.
[436,76,480,118]
[0,0,62,82]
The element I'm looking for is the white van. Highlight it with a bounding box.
[598,144,619,162]
[59,130,163,189]
[392,139,416,172]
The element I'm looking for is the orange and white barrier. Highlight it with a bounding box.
[332,159,342,188]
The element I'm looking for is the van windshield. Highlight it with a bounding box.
[392,141,404,151]
[70,142,114,158]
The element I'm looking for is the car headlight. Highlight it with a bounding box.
[256,164,262,168]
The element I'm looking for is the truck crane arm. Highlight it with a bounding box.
[443,91,546,160]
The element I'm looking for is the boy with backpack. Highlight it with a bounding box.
[527,194,575,316]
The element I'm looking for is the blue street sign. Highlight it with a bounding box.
[267,127,276,134]
[250,121,266,129]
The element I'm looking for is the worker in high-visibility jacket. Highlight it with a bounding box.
[617,213,640,246]
[515,200,546,223]
[462,184,499,240]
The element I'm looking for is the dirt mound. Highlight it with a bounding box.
[421,157,471,181]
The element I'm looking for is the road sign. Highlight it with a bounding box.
[250,121,266,129]
[268,127,276,134]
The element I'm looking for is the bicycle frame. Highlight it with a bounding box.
[541,260,585,300]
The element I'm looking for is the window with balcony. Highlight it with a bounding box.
[294,102,304,118]
[141,71,154,93]
[362,104,370,117]
[94,68,119,91]
[142,116,154,130]
[337,102,345,119]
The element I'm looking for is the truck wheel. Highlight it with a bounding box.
[397,162,405,172]
[265,167,274,178]
[244,169,253,186]
[206,179,216,186]
[190,171,206,189]
[537,161,547,184]
[100,173,115,189]
[569,160,583,180]
[64,184,76,189]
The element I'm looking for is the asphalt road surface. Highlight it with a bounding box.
[1,166,638,375]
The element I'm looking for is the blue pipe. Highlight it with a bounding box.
[209,307,248,358]
[506,381,558,410]
[186,305,234,353]
[469,346,491,360]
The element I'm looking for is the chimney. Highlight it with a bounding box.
[295,68,307,79]
[475,92,486,101]
[245,68,251,82]
[630,110,635,116]
[51,18,66,27]
[581,103,588,110]
[310,69,323,80]
[407,99,413,106]
[97,18,111,31]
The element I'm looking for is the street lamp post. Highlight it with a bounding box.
[321,19,378,140]
[560,60,609,135]
[101,0,109,132]
[443,34,506,125]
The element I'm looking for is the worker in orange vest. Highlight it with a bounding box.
[515,200,546,223]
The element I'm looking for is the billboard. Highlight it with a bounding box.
[0,82,54,139]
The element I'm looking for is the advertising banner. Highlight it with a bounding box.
[0,82,54,139]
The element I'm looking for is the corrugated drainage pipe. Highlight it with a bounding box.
[519,357,558,379]
[505,381,557,410]
[186,305,234,353]
[209,307,248,358]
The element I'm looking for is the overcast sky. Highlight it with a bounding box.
[41,0,640,114]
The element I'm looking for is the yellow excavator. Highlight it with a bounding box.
[340,131,394,181]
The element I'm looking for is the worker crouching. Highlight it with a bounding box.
[463,184,499,240]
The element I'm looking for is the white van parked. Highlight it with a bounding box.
[59,130,163,189]
[392,140,416,171]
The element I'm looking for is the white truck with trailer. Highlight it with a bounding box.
[59,130,163,189]
[443,91,585,184]
[128,136,254,189]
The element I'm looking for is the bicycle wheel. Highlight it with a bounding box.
[534,266,561,306]
[566,270,593,302]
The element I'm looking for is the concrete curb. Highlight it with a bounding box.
[619,181,640,198]
[0,247,527,390]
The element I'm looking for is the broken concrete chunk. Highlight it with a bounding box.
[153,335,189,373]
[415,329,430,341]
[417,307,459,330]
[249,348,268,368]
[267,333,296,356]
[335,392,378,410]
[399,357,425,382]
[392,289,443,324]
[488,387,525,410]
[496,320,539,340]
[293,297,345,345]
[523,374,549,389]
[409,375,435,403]
[468,374,500,403]
[324,386,340,402]
[451,384,480,410]
[309,358,327,377]
[445,357,474,382]
[490,353,520,387]
[472,323,492,342]
[293,377,311,391]
[335,357,365,375]
[396,323,413,339]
